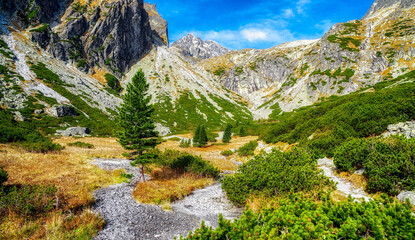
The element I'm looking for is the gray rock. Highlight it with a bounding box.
[354,169,365,175]
[155,123,171,137]
[34,109,44,115]
[172,33,229,59]
[46,105,79,117]
[13,111,26,122]
[59,127,91,137]
[397,191,415,206]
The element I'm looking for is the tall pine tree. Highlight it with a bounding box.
[199,125,208,146]
[117,70,158,182]
[223,123,232,143]
[193,125,201,147]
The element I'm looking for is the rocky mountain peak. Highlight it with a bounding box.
[171,33,229,59]
[364,0,415,18]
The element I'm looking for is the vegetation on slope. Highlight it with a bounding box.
[153,91,252,133]
[29,62,119,136]
[263,71,415,157]
[334,136,415,195]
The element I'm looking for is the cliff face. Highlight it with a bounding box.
[144,3,169,46]
[1,0,155,76]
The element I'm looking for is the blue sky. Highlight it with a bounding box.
[147,0,375,50]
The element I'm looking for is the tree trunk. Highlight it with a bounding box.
[140,164,146,182]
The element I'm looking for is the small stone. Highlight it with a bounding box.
[397,191,415,206]
[155,123,171,136]
[34,109,44,115]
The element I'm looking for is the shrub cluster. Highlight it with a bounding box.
[67,141,95,149]
[222,148,333,205]
[0,184,58,217]
[181,194,415,240]
[0,111,63,153]
[334,136,415,195]
[237,140,258,156]
[151,149,220,179]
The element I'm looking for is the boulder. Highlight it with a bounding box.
[13,111,26,122]
[397,191,415,206]
[155,123,171,136]
[47,105,79,117]
[58,127,91,137]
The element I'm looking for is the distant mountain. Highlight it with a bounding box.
[171,33,229,59]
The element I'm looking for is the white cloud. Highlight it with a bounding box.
[282,8,295,19]
[296,0,311,14]
[241,29,268,42]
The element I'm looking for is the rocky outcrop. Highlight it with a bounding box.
[172,34,229,59]
[144,3,168,46]
[364,0,415,18]
[383,121,415,138]
[46,105,79,117]
[57,127,91,137]
[0,0,62,28]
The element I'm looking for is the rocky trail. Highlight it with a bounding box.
[318,157,371,202]
[90,158,242,240]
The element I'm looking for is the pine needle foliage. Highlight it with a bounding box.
[117,70,158,180]
[193,125,208,147]
[222,123,232,143]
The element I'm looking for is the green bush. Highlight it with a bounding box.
[16,141,64,153]
[182,194,415,240]
[237,140,258,156]
[105,73,123,93]
[150,149,220,178]
[0,166,8,186]
[222,148,333,205]
[67,141,95,149]
[334,136,415,195]
[0,184,57,217]
[334,138,370,172]
[220,150,233,157]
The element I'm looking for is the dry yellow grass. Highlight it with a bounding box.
[158,135,258,171]
[337,171,368,190]
[133,167,214,205]
[0,137,127,239]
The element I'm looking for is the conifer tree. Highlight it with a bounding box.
[239,126,246,137]
[199,125,208,146]
[193,125,201,147]
[117,70,158,182]
[223,123,232,143]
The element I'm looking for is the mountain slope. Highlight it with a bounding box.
[196,0,415,118]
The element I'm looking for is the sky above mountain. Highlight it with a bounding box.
[147,0,374,50]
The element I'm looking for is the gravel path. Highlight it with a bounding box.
[318,157,371,202]
[91,158,242,240]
